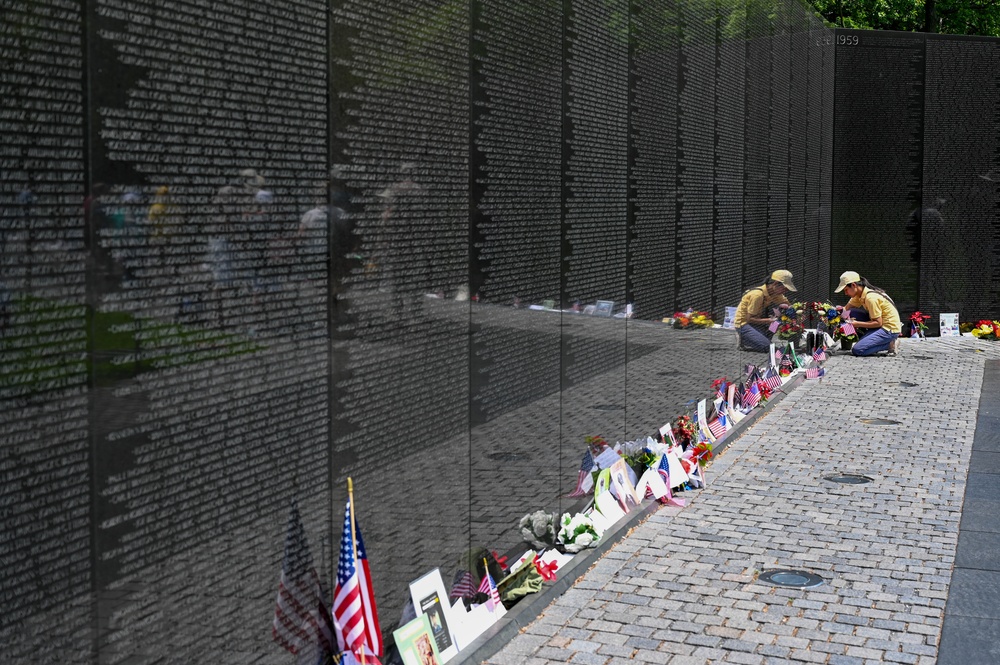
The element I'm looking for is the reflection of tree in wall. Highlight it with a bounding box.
[811,0,1000,36]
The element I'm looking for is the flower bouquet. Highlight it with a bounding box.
[909,311,930,338]
[689,440,713,467]
[672,414,697,450]
[775,302,806,341]
[619,439,657,474]
[671,309,714,329]
[971,320,1000,341]
[814,301,857,346]
[519,510,558,549]
[558,512,600,553]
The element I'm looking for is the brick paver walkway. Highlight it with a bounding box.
[485,336,1000,665]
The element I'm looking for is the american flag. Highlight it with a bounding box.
[272,501,336,663]
[806,367,825,379]
[745,365,760,387]
[760,366,783,392]
[743,382,761,409]
[332,501,382,661]
[744,363,757,379]
[733,382,746,408]
[773,347,783,363]
[708,413,727,439]
[714,379,728,400]
[813,345,827,362]
[477,570,502,608]
[565,449,595,497]
[841,321,857,336]
[450,570,477,602]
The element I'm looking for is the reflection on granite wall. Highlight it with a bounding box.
[3,0,849,661]
[833,30,1000,325]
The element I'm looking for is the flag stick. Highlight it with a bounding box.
[349,478,362,664]
[348,477,358,563]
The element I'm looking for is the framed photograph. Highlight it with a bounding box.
[583,304,597,315]
[594,300,614,317]
[393,614,443,665]
[409,569,458,662]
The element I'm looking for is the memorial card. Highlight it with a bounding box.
[723,306,738,329]
[393,614,443,665]
[608,458,640,512]
[940,313,960,336]
[409,569,458,662]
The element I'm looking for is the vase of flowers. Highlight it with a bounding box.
[908,311,930,338]
[672,415,697,450]
[813,301,856,350]
[776,302,805,346]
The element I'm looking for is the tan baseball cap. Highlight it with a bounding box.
[834,270,861,293]
[770,269,797,292]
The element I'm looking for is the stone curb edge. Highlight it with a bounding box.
[450,371,807,664]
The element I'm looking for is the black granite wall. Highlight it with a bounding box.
[3,0,839,661]
[832,29,1000,328]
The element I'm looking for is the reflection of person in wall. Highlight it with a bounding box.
[835,271,901,357]
[734,270,797,352]
[376,162,427,303]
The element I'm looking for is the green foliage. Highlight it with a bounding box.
[810,0,1000,36]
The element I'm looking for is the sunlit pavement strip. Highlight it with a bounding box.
[485,337,1000,665]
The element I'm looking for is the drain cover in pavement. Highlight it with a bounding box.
[591,404,624,411]
[860,418,901,425]
[823,473,873,485]
[758,569,825,589]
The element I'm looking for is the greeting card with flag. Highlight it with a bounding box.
[663,449,690,488]
[635,465,669,500]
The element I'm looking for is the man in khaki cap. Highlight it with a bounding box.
[734,270,797,352]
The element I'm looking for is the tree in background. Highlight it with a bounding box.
[811,0,1000,36]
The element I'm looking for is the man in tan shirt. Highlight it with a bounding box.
[735,270,796,352]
